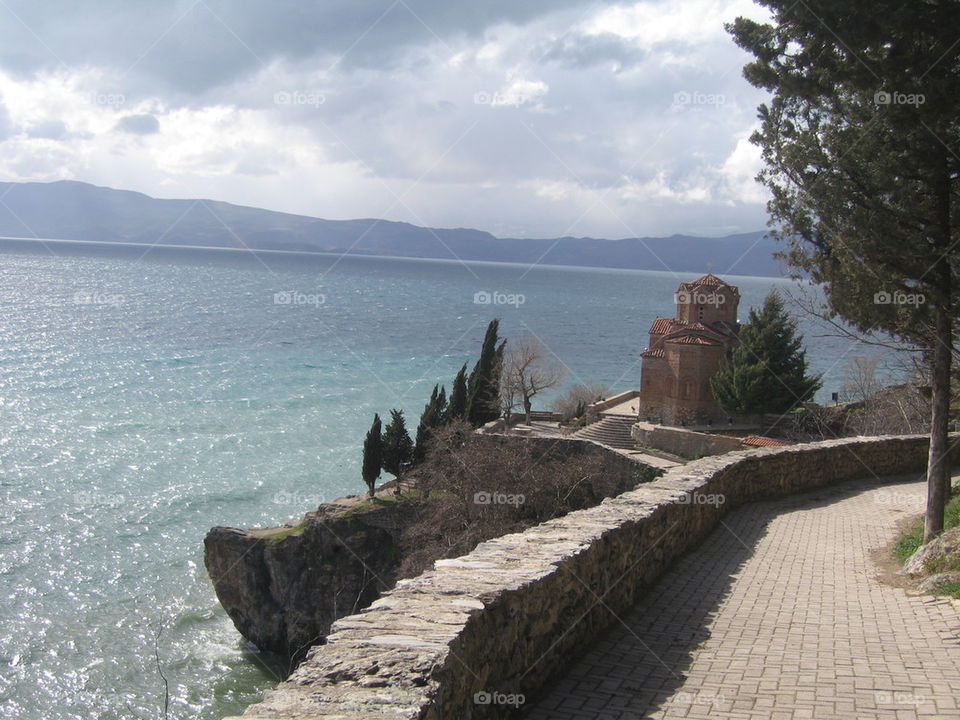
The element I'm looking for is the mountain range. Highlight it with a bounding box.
[0,180,783,277]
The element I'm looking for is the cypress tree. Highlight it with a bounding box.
[381,408,414,478]
[446,363,469,423]
[466,319,505,426]
[361,413,382,498]
[414,384,447,463]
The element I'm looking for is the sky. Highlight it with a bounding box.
[0,0,773,239]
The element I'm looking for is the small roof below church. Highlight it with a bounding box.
[650,317,682,335]
[741,435,792,448]
[685,322,726,336]
[665,334,723,346]
[661,322,726,346]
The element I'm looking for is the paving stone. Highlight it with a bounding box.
[524,478,960,720]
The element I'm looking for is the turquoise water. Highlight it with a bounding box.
[0,242,873,719]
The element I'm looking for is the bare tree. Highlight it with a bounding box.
[839,354,882,403]
[500,336,565,424]
[552,383,610,423]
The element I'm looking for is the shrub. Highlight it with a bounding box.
[552,383,610,422]
[396,421,635,578]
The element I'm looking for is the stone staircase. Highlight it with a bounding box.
[572,415,637,450]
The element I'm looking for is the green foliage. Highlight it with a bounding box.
[414,384,447,463]
[893,494,960,562]
[361,413,382,497]
[466,319,505,426]
[574,399,587,419]
[894,526,924,563]
[933,580,960,599]
[711,291,821,418]
[381,408,414,478]
[446,363,469,422]
[727,1,959,334]
[728,0,960,538]
[262,522,307,545]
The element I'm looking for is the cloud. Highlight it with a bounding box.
[0,101,13,140]
[538,31,648,70]
[0,0,774,238]
[0,0,620,95]
[27,119,67,139]
[115,114,159,135]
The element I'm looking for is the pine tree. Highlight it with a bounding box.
[446,363,469,423]
[361,413,382,498]
[729,0,960,539]
[466,319,505,426]
[381,408,414,478]
[710,291,821,421]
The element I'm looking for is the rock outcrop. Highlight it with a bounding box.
[901,525,960,576]
[206,434,659,664]
[918,571,960,593]
[204,498,413,661]
[226,434,949,720]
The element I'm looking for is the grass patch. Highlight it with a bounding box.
[894,521,925,562]
[892,492,960,563]
[340,493,411,518]
[260,522,306,544]
[933,580,960,599]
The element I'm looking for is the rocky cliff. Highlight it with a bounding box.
[205,435,660,664]
[204,498,413,662]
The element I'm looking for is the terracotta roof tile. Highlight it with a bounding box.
[641,348,666,358]
[740,435,792,447]
[686,322,726,337]
[649,317,679,335]
[688,273,727,287]
[677,273,739,293]
[665,334,723,345]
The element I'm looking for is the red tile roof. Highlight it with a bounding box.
[641,348,666,358]
[649,317,680,335]
[740,435,792,447]
[687,273,727,287]
[677,273,739,294]
[665,334,723,345]
[685,322,726,338]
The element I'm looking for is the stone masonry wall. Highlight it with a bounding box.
[226,434,953,720]
[632,422,743,459]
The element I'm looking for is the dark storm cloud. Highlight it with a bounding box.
[0,0,772,237]
[0,0,619,95]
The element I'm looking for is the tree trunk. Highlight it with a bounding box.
[925,301,951,542]
[923,242,953,543]
[523,396,532,424]
[924,154,954,544]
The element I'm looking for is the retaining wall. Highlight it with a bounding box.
[227,434,951,720]
[632,421,744,459]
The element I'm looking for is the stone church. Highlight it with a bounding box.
[639,274,740,424]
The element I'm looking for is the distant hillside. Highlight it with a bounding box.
[0,180,783,277]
